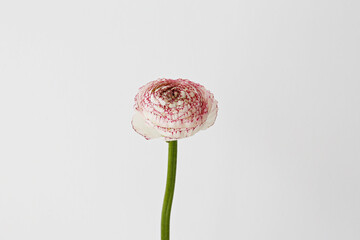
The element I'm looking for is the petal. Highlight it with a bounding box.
[201,99,218,130]
[131,111,162,140]
[157,124,202,141]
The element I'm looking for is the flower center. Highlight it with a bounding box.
[163,88,181,102]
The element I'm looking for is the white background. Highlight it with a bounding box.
[0,0,359,239]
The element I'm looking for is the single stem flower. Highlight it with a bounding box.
[132,78,218,240]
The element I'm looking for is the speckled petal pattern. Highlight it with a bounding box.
[132,78,218,140]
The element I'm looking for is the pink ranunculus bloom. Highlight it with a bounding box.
[132,78,218,141]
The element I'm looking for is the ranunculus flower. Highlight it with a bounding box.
[132,78,218,140]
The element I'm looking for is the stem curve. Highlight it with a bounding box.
[161,140,177,240]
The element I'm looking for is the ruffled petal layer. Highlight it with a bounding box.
[132,78,218,140]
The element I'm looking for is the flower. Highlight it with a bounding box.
[132,78,218,140]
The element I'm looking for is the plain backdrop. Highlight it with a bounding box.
[0,0,359,239]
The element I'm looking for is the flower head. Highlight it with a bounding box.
[132,78,218,140]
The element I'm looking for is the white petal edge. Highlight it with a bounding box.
[131,110,162,140]
[201,99,218,130]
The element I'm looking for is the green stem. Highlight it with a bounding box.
[161,140,178,240]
